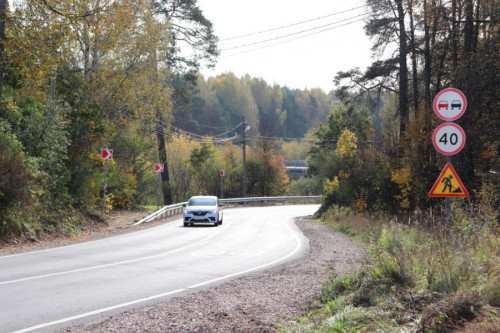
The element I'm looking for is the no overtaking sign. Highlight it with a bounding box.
[433,88,467,121]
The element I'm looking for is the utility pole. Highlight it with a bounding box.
[242,117,247,198]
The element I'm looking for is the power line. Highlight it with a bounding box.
[173,115,241,131]
[212,123,243,138]
[221,17,366,59]
[220,12,370,52]
[143,117,242,139]
[219,4,370,42]
[219,17,369,59]
[248,135,375,145]
[171,122,242,139]
[171,125,206,139]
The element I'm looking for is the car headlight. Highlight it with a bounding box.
[185,209,192,214]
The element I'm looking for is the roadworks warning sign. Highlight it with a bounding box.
[429,163,469,197]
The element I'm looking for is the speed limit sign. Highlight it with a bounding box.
[432,123,466,155]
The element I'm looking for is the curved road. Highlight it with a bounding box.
[0,205,319,332]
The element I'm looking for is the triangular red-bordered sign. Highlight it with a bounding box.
[429,163,469,197]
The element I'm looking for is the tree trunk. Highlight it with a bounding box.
[155,115,172,205]
[408,1,419,112]
[473,0,481,54]
[0,0,7,103]
[82,20,91,82]
[423,0,432,108]
[452,0,458,80]
[395,0,409,140]
[464,0,474,58]
[150,30,172,204]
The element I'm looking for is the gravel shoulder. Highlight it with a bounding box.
[59,216,368,332]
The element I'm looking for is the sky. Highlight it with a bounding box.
[196,0,373,92]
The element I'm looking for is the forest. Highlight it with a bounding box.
[310,0,499,216]
[0,0,498,243]
[0,0,338,239]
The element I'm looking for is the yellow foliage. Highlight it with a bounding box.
[391,167,412,209]
[167,134,201,202]
[338,170,350,179]
[281,140,310,160]
[324,176,340,192]
[335,128,358,158]
[352,198,368,213]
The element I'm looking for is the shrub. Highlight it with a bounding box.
[0,122,32,238]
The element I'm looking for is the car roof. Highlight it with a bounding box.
[189,195,218,200]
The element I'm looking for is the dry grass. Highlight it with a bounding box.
[294,204,500,332]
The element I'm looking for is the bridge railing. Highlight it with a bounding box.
[134,196,321,225]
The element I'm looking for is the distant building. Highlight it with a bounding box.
[284,160,308,179]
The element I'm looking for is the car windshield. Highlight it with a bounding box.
[188,197,217,206]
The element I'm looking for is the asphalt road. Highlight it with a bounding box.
[0,204,319,333]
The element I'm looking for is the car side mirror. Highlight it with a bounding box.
[182,203,186,207]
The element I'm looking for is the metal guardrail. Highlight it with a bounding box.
[220,196,320,204]
[133,203,186,225]
[133,196,321,225]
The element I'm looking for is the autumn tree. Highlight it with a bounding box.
[330,0,500,214]
[245,149,289,197]
[0,0,7,101]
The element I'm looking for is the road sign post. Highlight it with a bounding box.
[220,170,226,199]
[101,149,113,216]
[431,88,468,235]
[155,164,164,209]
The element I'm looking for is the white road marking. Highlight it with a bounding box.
[0,222,233,286]
[12,218,304,333]
[12,289,187,333]
[0,219,180,260]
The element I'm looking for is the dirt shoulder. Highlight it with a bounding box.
[0,209,164,256]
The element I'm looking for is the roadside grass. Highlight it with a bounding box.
[133,204,159,211]
[281,204,500,332]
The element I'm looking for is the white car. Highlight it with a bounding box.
[183,196,223,227]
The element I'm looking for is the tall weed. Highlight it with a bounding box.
[289,191,499,332]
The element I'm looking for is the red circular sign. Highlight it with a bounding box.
[432,123,466,155]
[433,88,467,121]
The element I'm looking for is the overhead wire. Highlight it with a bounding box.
[143,116,242,139]
[173,114,241,131]
[147,121,379,147]
[219,4,370,42]
[219,12,371,53]
[247,135,376,145]
[219,17,370,58]
[143,120,242,145]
